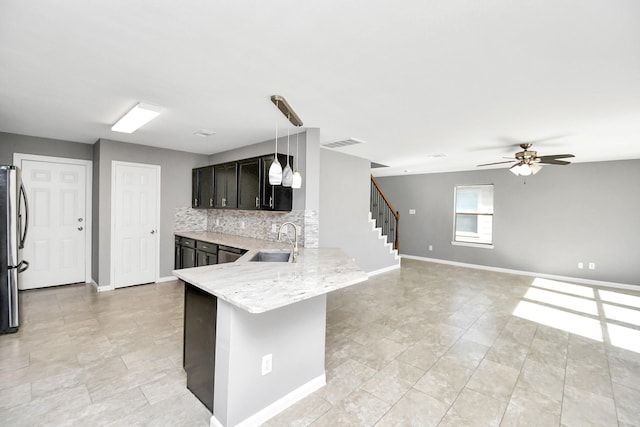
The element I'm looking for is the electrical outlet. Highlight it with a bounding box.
[578,262,583,269]
[240,221,245,229]
[409,209,416,215]
[272,223,277,233]
[588,262,595,270]
[261,354,272,375]
[215,218,220,227]
[428,245,433,251]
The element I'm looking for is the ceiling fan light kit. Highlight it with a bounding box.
[270,95,303,188]
[479,143,575,177]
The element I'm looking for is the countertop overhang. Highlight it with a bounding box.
[173,232,368,313]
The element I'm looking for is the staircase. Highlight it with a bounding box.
[369,176,400,270]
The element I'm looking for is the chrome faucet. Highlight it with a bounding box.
[278,222,299,262]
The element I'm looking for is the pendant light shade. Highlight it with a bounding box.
[292,131,302,189]
[269,158,283,185]
[269,100,283,185]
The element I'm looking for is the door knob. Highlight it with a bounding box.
[78,226,83,231]
[151,230,156,234]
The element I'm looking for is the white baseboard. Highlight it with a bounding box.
[156,275,178,283]
[210,374,326,427]
[368,263,401,277]
[401,254,639,291]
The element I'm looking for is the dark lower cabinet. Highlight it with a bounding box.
[183,282,217,413]
[196,241,218,266]
[175,237,196,269]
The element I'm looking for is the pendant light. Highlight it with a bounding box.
[282,115,293,187]
[292,130,302,189]
[268,100,283,185]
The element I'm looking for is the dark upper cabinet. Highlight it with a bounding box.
[214,162,238,209]
[260,154,293,211]
[192,153,293,212]
[192,166,214,208]
[237,158,261,210]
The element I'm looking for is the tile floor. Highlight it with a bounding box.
[1,259,639,426]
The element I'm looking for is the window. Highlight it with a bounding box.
[453,184,494,245]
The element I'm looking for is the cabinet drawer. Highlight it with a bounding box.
[180,238,196,248]
[196,240,217,253]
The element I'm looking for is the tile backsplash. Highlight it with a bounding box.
[174,207,318,247]
[207,209,307,246]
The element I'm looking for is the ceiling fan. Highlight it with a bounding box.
[477,143,575,176]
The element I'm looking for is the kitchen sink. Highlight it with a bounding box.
[249,250,291,262]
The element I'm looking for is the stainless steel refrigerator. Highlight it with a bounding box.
[0,165,29,334]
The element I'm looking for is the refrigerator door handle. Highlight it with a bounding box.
[19,183,29,249]
[18,260,29,273]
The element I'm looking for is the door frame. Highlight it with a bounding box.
[13,153,93,285]
[109,160,161,289]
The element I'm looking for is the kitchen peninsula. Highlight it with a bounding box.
[173,231,368,427]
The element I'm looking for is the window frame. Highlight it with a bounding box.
[452,184,495,249]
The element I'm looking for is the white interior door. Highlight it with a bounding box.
[19,159,87,289]
[112,162,160,288]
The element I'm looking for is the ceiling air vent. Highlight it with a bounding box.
[322,138,366,149]
[193,129,216,137]
[370,162,389,169]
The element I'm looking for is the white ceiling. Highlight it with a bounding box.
[1,1,639,177]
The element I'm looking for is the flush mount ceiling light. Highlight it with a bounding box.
[111,103,162,133]
[269,95,304,186]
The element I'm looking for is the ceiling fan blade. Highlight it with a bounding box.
[477,160,517,167]
[537,154,575,160]
[538,159,571,165]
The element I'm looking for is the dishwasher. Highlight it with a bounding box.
[217,245,247,264]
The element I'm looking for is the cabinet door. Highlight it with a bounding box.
[192,167,214,209]
[260,154,293,211]
[237,158,260,210]
[213,165,226,208]
[224,163,238,209]
[200,166,214,208]
[184,283,216,412]
[175,238,182,269]
[181,246,196,268]
[214,163,238,209]
[191,169,199,208]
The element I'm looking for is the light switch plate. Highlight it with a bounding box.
[409,209,416,215]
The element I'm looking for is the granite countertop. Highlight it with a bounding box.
[173,231,368,313]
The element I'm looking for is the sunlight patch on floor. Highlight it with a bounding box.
[607,323,640,353]
[599,289,640,309]
[524,287,598,315]
[531,277,594,298]
[515,278,640,354]
[602,303,640,327]
[513,300,603,341]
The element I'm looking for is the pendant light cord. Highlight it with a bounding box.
[275,100,278,156]
[295,131,299,170]
[286,114,290,165]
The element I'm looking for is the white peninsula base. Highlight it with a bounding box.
[211,295,328,427]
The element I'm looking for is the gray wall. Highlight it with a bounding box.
[208,131,308,211]
[377,159,640,286]
[319,149,399,273]
[0,132,93,165]
[215,296,326,426]
[95,139,208,287]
